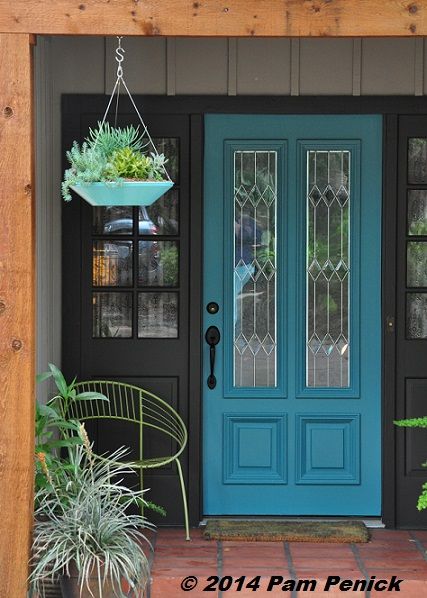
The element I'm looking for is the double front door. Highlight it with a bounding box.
[203,115,382,515]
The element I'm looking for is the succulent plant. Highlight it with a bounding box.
[62,124,170,201]
[87,121,145,156]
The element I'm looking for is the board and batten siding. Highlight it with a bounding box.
[35,35,427,394]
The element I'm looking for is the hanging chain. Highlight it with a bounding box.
[96,36,172,181]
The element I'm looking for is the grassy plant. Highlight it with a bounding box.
[394,416,427,510]
[30,431,154,598]
[87,122,144,156]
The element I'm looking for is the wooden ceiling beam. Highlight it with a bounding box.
[0,0,426,37]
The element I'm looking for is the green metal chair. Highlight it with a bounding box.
[66,380,190,541]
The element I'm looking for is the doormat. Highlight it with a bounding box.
[203,520,370,543]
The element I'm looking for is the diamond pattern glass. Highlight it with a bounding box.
[306,150,350,388]
[233,150,277,388]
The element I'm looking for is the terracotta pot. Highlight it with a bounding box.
[60,572,114,598]
[59,563,143,598]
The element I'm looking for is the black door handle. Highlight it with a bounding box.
[205,326,220,389]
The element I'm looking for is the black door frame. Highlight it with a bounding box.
[63,94,427,528]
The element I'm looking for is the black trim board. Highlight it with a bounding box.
[382,115,398,528]
[62,94,426,528]
[63,94,427,116]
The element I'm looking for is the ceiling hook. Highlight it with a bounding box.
[115,36,125,78]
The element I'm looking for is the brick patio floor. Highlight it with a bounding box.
[147,528,427,597]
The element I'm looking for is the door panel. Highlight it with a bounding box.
[396,116,427,528]
[203,115,382,515]
[62,113,193,525]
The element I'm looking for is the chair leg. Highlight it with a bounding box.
[139,467,144,519]
[175,458,191,541]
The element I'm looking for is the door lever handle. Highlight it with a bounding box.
[205,326,220,389]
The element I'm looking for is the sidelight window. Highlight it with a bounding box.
[233,150,277,388]
[306,150,350,388]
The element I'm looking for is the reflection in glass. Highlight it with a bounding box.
[138,293,178,338]
[407,242,427,287]
[137,206,160,235]
[138,241,178,287]
[408,190,427,236]
[93,292,132,338]
[407,293,427,338]
[306,150,350,388]
[408,138,427,184]
[233,150,277,388]
[92,206,133,235]
[142,190,179,235]
[93,241,133,286]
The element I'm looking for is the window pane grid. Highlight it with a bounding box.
[406,140,427,338]
[91,137,180,338]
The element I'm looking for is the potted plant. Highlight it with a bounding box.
[32,364,109,597]
[62,122,173,207]
[30,424,154,598]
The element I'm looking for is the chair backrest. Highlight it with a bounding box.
[67,381,187,463]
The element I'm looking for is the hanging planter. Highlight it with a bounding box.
[70,181,174,207]
[62,38,174,207]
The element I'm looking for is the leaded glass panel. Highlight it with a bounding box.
[306,150,350,388]
[233,150,277,388]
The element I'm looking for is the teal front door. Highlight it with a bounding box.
[203,115,382,515]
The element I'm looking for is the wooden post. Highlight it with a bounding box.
[0,33,35,598]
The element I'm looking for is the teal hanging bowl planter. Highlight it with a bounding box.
[70,180,174,207]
